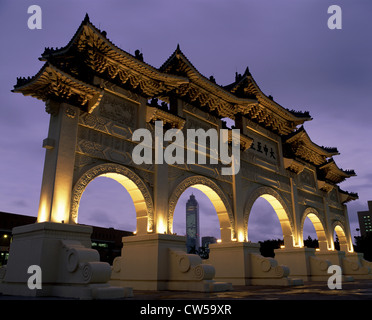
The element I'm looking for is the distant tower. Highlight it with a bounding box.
[186,194,200,253]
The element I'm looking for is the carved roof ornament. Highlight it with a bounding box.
[317,180,334,193]
[13,13,311,136]
[160,45,258,119]
[338,188,359,204]
[13,63,103,112]
[223,68,312,135]
[283,157,305,174]
[283,126,339,166]
[146,105,186,129]
[14,14,188,108]
[318,158,356,184]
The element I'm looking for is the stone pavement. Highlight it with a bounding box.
[0,279,371,300]
[130,279,372,300]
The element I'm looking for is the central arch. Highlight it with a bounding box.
[244,186,294,247]
[168,176,235,242]
[70,163,154,235]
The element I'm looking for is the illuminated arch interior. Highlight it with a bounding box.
[172,187,221,240]
[247,197,282,243]
[301,212,327,249]
[170,183,231,242]
[75,172,149,234]
[334,224,352,252]
[254,194,293,246]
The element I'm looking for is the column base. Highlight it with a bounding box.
[110,233,232,292]
[275,247,333,282]
[0,222,131,299]
[208,241,303,286]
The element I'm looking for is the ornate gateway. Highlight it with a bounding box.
[3,15,369,296]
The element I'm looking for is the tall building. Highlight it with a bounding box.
[186,194,200,253]
[357,201,372,237]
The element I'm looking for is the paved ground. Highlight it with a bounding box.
[2,279,371,300]
[130,279,372,300]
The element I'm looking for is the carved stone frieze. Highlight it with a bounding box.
[97,92,138,128]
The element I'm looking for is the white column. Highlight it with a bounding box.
[37,101,79,224]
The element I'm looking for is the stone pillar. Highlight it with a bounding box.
[153,163,169,233]
[137,97,148,129]
[322,196,335,251]
[342,205,354,253]
[232,164,244,242]
[37,101,79,224]
[152,117,169,234]
[289,178,301,247]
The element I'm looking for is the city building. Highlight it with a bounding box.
[0,211,133,266]
[357,201,372,237]
[186,194,200,253]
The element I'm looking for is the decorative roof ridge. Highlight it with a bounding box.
[319,158,356,177]
[40,13,91,58]
[338,186,359,203]
[160,45,257,105]
[338,187,359,198]
[13,62,49,90]
[224,71,312,122]
[284,125,339,156]
[13,62,102,95]
[40,14,182,82]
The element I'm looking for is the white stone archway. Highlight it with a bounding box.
[300,207,329,251]
[71,163,154,235]
[168,175,235,242]
[244,186,294,247]
[333,221,353,253]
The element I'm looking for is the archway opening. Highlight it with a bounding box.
[77,175,138,264]
[334,225,351,252]
[248,196,290,257]
[302,212,328,250]
[78,176,136,231]
[303,216,319,249]
[172,187,223,258]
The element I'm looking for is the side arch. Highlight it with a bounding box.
[332,221,353,252]
[244,186,294,247]
[71,163,154,235]
[300,207,328,250]
[168,175,235,242]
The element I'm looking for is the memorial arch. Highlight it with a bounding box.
[3,14,370,298]
[13,15,358,245]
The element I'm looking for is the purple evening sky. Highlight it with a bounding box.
[0,1,371,243]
